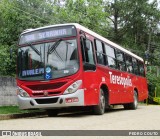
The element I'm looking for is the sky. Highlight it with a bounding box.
[149,0,160,8]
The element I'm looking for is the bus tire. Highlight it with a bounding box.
[93,89,105,115]
[130,91,138,109]
[123,91,138,110]
[46,109,59,117]
[123,104,130,110]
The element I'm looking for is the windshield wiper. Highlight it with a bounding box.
[47,39,62,54]
[27,43,41,56]
[47,39,63,62]
[27,43,42,63]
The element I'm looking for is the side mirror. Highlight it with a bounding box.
[83,63,96,71]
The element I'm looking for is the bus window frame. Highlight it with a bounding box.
[94,39,107,66]
[104,43,117,69]
[138,60,146,77]
[80,36,96,71]
[115,49,126,72]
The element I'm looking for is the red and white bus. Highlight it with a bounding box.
[17,23,148,116]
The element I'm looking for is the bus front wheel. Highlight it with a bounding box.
[93,89,106,115]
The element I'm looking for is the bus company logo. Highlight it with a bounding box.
[109,71,132,87]
[43,91,48,97]
[46,67,51,73]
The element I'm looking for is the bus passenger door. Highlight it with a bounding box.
[80,37,98,105]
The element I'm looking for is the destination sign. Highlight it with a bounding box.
[19,25,77,45]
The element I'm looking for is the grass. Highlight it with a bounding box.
[0,106,44,114]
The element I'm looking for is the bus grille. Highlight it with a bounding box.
[32,92,61,97]
[26,82,66,90]
[35,97,59,104]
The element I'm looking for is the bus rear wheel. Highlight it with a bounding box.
[93,89,105,115]
[123,91,138,110]
[46,109,59,117]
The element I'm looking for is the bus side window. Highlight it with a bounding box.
[105,44,117,69]
[115,49,126,71]
[80,37,95,70]
[125,54,133,73]
[95,39,106,65]
[85,40,95,64]
[132,58,139,75]
[138,61,145,77]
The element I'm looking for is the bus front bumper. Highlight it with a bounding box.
[17,89,84,110]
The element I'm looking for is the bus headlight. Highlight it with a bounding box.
[64,80,82,94]
[17,87,30,97]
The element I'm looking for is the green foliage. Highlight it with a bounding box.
[0,0,110,76]
[0,44,16,76]
[51,0,110,36]
[0,106,44,114]
[106,0,160,59]
[147,66,160,97]
[0,0,160,77]
[0,0,53,76]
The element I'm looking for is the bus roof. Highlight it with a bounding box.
[22,23,143,61]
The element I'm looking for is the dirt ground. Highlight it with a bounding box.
[0,105,160,139]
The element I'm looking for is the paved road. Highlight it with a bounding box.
[0,105,160,139]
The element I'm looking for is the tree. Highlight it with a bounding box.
[0,0,160,76]
[50,0,110,37]
[106,0,160,59]
[0,0,52,76]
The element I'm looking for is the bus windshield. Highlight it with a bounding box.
[17,39,79,80]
